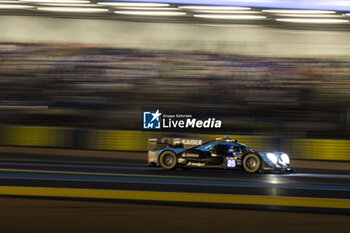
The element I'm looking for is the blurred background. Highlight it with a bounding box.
[1,0,350,161]
[1,1,350,232]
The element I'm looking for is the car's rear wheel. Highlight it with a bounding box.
[159,151,177,170]
[243,154,261,173]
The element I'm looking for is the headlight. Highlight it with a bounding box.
[267,153,278,164]
[280,153,290,164]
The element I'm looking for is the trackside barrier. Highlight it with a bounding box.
[0,126,349,161]
[287,139,350,161]
[85,131,272,152]
[0,126,72,147]
[86,130,157,151]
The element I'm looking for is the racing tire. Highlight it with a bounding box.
[159,151,177,170]
[243,154,261,173]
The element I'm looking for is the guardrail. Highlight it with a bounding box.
[0,126,349,161]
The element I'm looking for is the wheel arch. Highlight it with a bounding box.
[241,152,261,162]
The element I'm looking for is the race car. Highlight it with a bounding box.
[148,136,292,173]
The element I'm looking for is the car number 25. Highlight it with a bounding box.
[227,159,236,168]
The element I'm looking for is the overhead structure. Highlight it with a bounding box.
[0,0,350,30]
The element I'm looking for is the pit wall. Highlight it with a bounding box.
[0,125,348,161]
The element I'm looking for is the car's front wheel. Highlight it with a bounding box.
[243,154,261,173]
[159,151,177,170]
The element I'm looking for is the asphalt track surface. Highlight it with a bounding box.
[1,161,350,199]
[0,150,350,232]
[0,156,350,212]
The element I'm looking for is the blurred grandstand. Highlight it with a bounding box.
[0,42,349,139]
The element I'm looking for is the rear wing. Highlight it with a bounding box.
[148,138,203,151]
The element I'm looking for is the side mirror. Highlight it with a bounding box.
[210,147,217,153]
[210,147,218,157]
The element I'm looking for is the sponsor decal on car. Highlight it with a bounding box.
[182,153,200,158]
[174,138,203,145]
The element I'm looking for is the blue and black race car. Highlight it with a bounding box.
[148,137,292,173]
